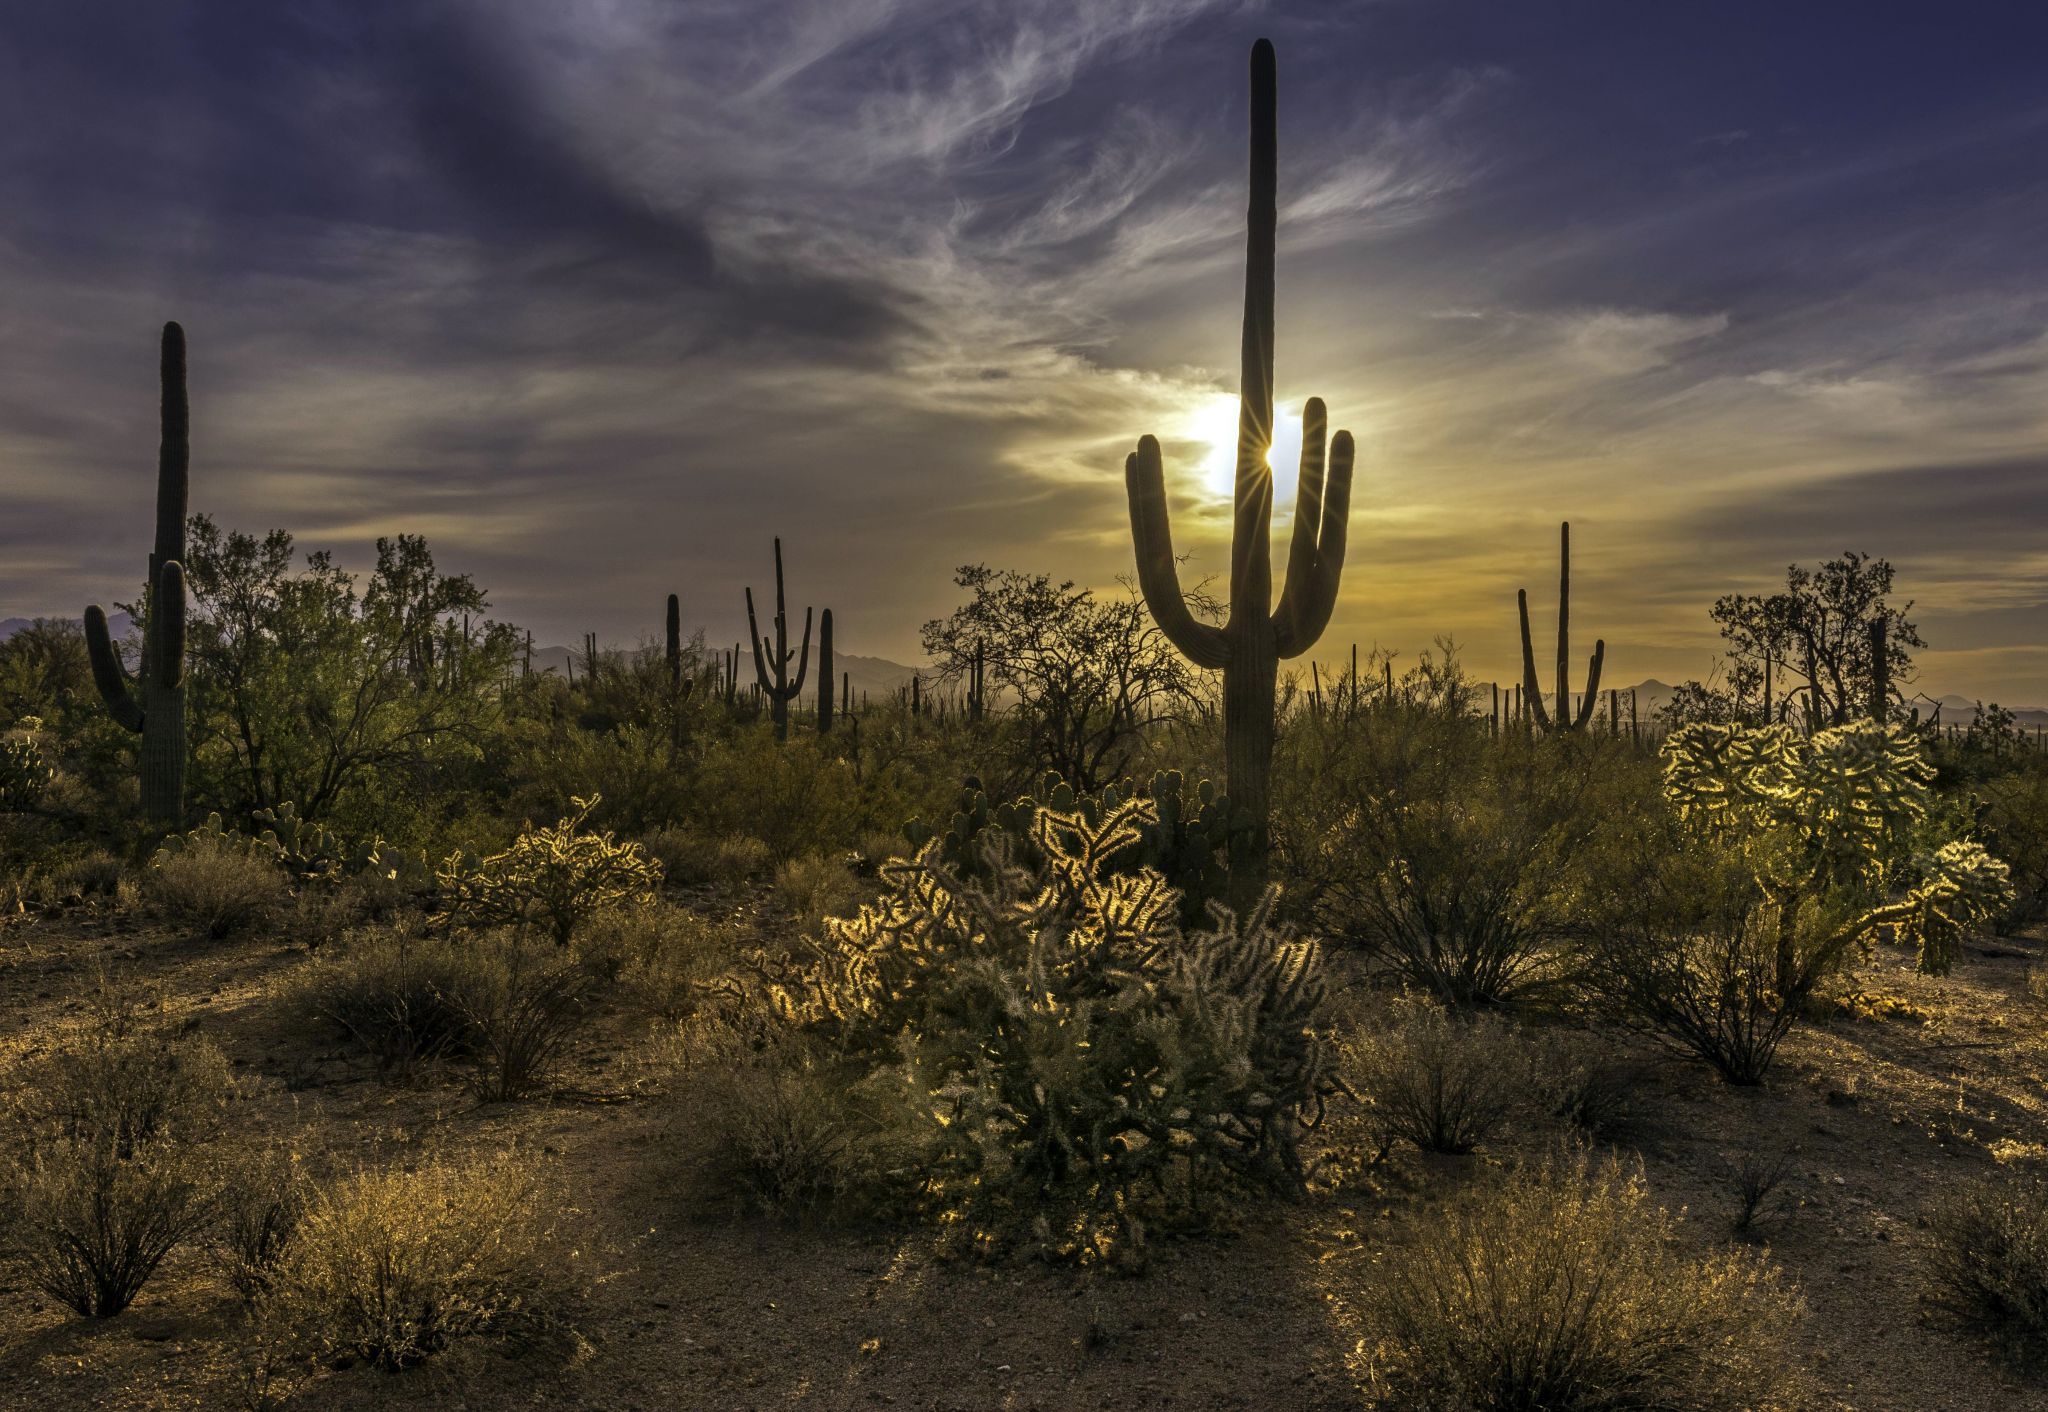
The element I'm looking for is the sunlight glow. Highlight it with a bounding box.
[1188,392,1305,505]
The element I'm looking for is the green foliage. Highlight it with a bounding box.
[1357,1148,1809,1410]
[0,718,55,810]
[180,517,517,835]
[1660,719,2010,977]
[437,794,662,946]
[767,798,1333,1234]
[1286,707,1636,1005]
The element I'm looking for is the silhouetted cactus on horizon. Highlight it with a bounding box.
[1123,39,1354,887]
[817,607,835,733]
[1517,521,1605,734]
[745,537,812,741]
[85,321,191,824]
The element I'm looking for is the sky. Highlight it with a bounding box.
[3,1,2047,700]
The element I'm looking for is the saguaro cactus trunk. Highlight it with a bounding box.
[817,608,835,733]
[1517,521,1605,734]
[85,321,190,825]
[1870,617,1889,724]
[745,538,812,742]
[1124,39,1354,887]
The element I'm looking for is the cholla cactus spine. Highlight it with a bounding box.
[84,321,190,824]
[1124,40,1354,881]
[1518,521,1605,734]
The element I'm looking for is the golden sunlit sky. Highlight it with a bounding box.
[4,3,2047,700]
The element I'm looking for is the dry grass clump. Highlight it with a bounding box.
[255,1151,571,1370]
[1926,1169,2048,1364]
[673,1014,902,1218]
[581,902,742,1021]
[772,851,864,932]
[1358,1148,1808,1410]
[1354,1004,1532,1155]
[148,834,286,938]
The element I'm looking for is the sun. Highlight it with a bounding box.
[1187,392,1305,504]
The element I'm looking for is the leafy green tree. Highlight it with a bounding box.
[920,566,1207,791]
[180,517,518,831]
[1711,553,1922,726]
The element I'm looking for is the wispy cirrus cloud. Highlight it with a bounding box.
[1,2,2045,700]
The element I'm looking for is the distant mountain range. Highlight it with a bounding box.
[7,617,2045,727]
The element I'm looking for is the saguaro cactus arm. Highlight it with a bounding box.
[1517,590,1554,733]
[85,604,146,732]
[1273,397,1356,657]
[745,587,773,689]
[1570,638,1605,730]
[1126,438,1231,669]
[785,607,813,698]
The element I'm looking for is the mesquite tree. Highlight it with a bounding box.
[1123,39,1353,879]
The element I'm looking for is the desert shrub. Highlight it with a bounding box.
[10,997,236,1153]
[773,851,863,933]
[438,794,661,946]
[45,849,126,906]
[690,728,916,863]
[1284,706,1644,1006]
[1357,1148,1808,1410]
[711,834,774,887]
[456,931,594,1101]
[1977,764,2048,929]
[1354,1004,1531,1155]
[638,826,720,886]
[1926,1169,2048,1362]
[210,1143,311,1309]
[16,1136,216,1317]
[581,903,739,1021]
[1526,1029,1644,1142]
[298,926,476,1071]
[675,1013,901,1217]
[256,1152,568,1369]
[1586,844,1816,1085]
[1729,1148,1795,1235]
[148,829,287,939]
[6,1000,233,1318]
[763,799,1334,1229]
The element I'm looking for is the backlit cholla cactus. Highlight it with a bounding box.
[1124,40,1353,883]
[84,323,191,823]
[768,797,1332,1226]
[1661,719,2009,977]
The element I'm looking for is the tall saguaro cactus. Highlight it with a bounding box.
[1124,39,1354,877]
[1517,521,1605,734]
[745,537,812,741]
[817,608,835,734]
[85,322,191,824]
